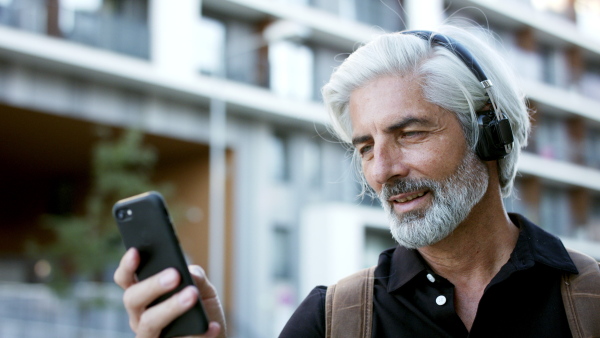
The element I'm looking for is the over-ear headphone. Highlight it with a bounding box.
[400,30,514,161]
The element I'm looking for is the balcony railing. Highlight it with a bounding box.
[0,1,149,59]
[0,281,132,338]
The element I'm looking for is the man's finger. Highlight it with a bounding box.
[189,265,218,300]
[114,248,139,289]
[201,322,223,338]
[188,265,227,338]
[135,286,200,338]
[122,267,181,321]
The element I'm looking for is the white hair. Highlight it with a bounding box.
[322,24,530,198]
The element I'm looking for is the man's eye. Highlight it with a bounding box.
[403,131,424,138]
[359,145,372,155]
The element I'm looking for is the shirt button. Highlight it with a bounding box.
[436,295,447,306]
[426,273,436,283]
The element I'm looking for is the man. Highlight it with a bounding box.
[114,24,599,337]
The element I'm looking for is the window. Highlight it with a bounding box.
[529,0,574,19]
[0,0,46,33]
[354,0,404,32]
[269,40,314,100]
[356,178,380,208]
[313,45,347,101]
[579,63,600,101]
[271,132,292,182]
[311,0,340,15]
[226,20,265,86]
[539,186,573,237]
[62,0,150,58]
[534,115,572,162]
[503,179,532,218]
[583,127,600,169]
[59,0,102,34]
[540,45,569,88]
[273,226,293,280]
[303,140,322,188]
[364,227,395,268]
[502,32,544,82]
[197,15,226,76]
[197,14,265,86]
[589,195,600,241]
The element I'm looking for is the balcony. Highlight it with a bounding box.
[0,281,131,337]
[0,0,149,59]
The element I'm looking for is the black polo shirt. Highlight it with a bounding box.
[280,214,578,337]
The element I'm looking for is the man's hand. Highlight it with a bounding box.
[114,248,226,338]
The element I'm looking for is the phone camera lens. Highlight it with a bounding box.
[116,208,133,221]
[117,209,127,220]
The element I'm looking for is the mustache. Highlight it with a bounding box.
[379,178,439,200]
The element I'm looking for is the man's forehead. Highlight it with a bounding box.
[348,103,449,132]
[348,75,430,115]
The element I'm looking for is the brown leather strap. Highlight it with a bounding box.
[326,249,599,338]
[561,248,600,338]
[325,266,376,338]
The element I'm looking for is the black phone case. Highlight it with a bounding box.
[113,191,209,338]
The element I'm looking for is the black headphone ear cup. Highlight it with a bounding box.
[476,111,514,161]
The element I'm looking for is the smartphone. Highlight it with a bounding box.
[113,191,209,338]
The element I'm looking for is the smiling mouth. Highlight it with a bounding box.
[391,190,429,203]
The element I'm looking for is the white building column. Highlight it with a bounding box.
[404,0,445,30]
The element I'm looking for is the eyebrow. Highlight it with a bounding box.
[351,116,431,147]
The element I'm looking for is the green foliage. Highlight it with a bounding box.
[29,128,172,294]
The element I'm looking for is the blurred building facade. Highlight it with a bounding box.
[0,0,599,337]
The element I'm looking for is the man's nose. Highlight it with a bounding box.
[371,144,408,186]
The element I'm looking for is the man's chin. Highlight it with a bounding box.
[388,211,457,249]
[392,209,427,223]
[390,223,449,249]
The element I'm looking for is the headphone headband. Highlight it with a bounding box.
[401,30,492,90]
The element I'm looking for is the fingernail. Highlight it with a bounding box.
[178,287,198,306]
[189,266,203,277]
[159,269,177,288]
[126,248,136,268]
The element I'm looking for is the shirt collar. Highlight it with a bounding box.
[386,245,427,293]
[508,213,577,274]
[384,213,577,294]
[385,245,428,293]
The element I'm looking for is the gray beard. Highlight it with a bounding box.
[378,151,489,249]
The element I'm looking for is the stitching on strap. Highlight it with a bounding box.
[561,272,582,338]
[363,266,375,337]
[325,283,336,338]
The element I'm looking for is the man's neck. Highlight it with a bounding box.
[417,209,518,282]
[416,188,520,331]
